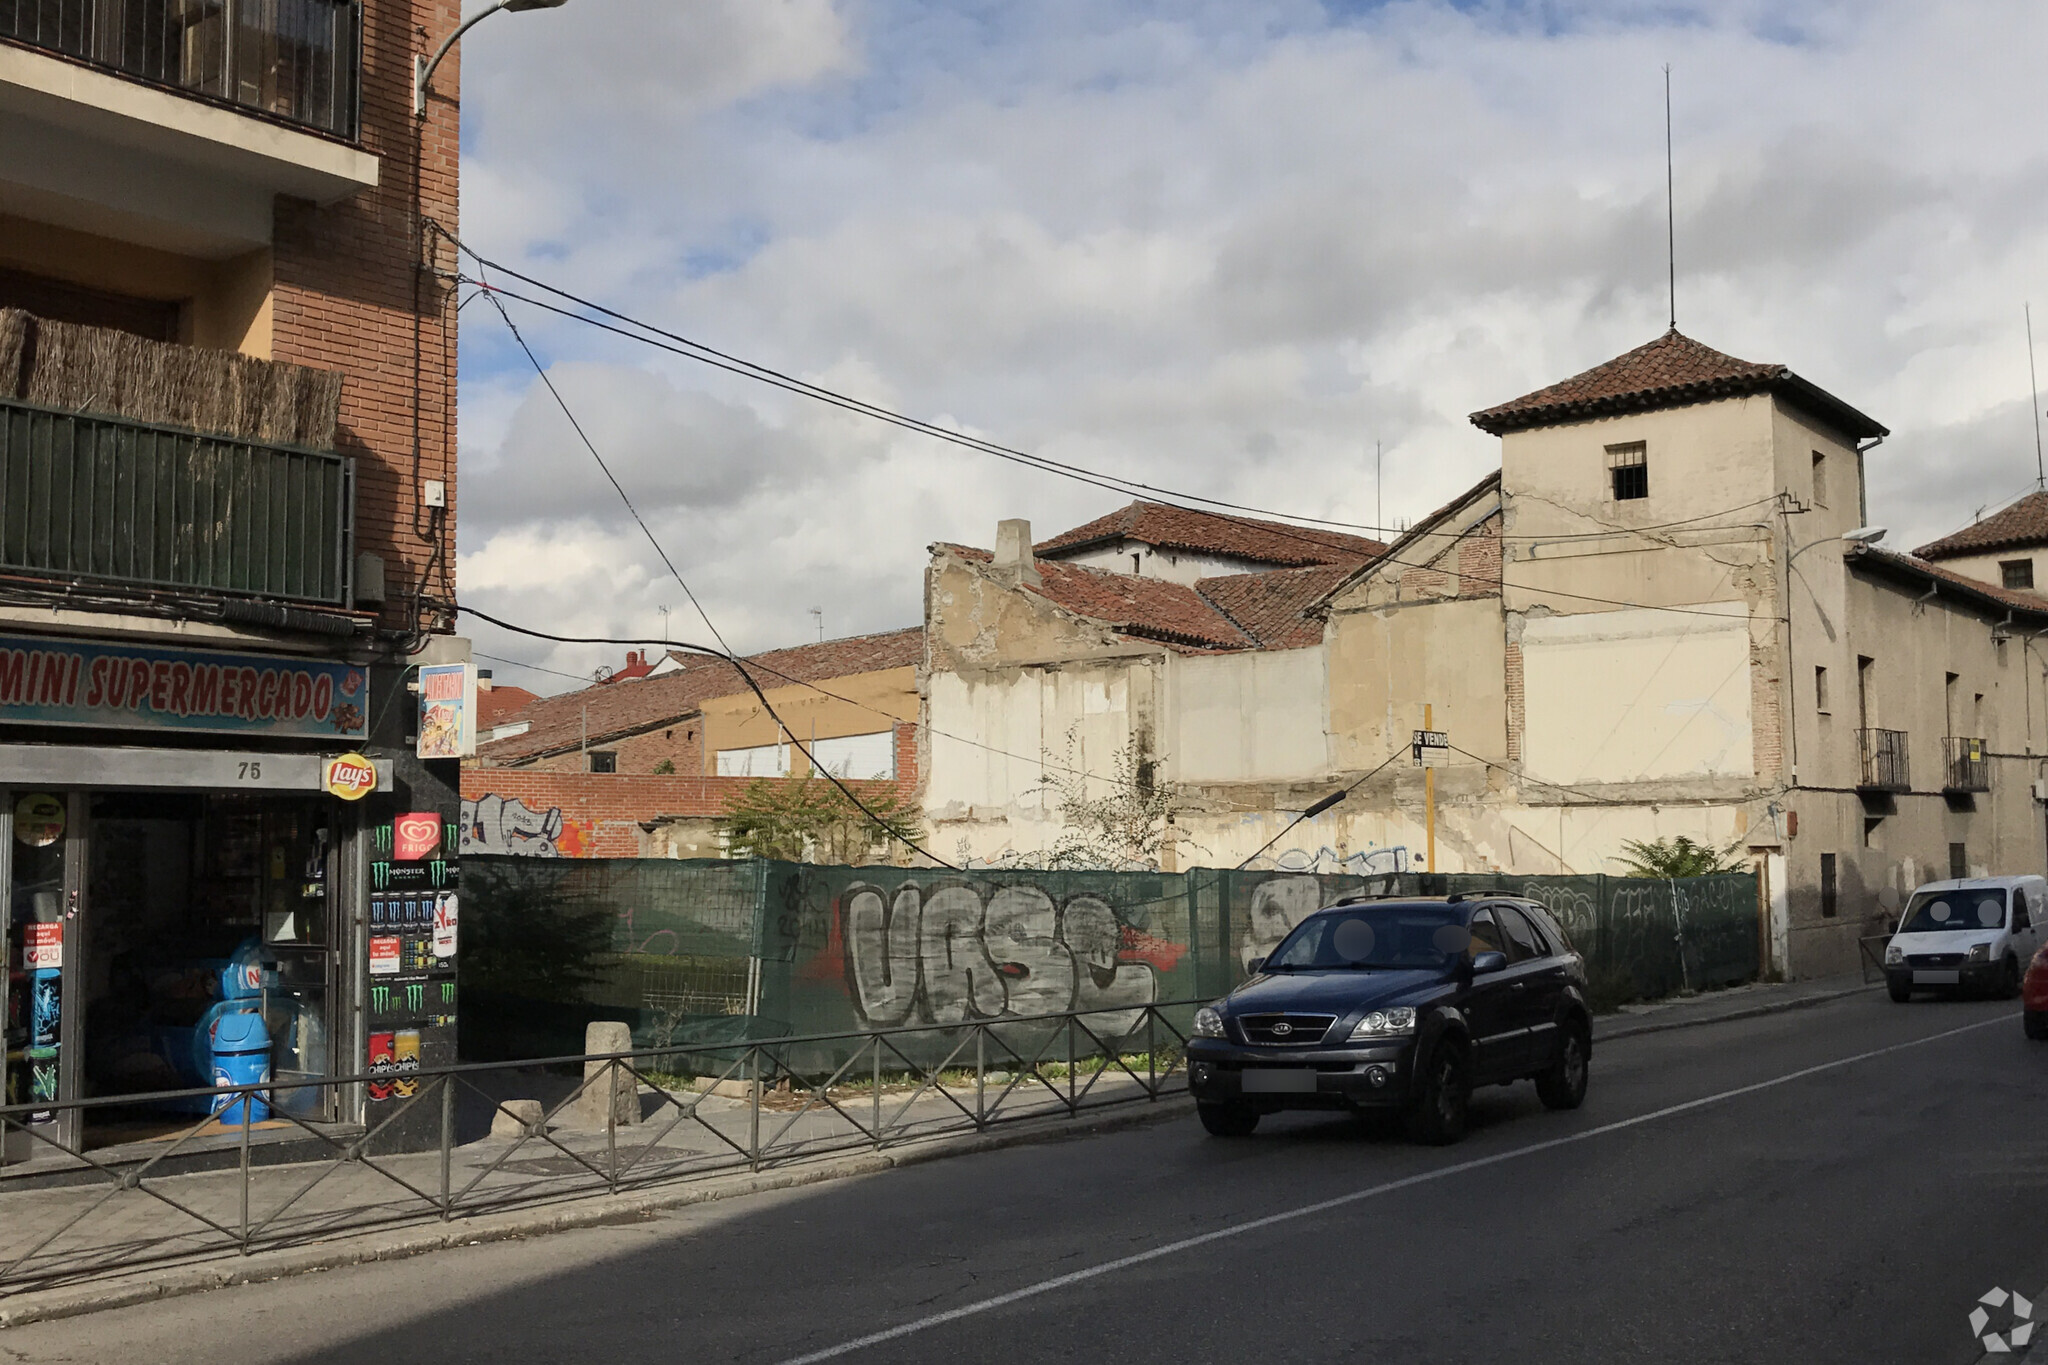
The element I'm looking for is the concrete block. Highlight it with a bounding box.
[689,1077,755,1100]
[572,1022,642,1129]
[490,1099,544,1139]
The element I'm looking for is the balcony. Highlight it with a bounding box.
[1943,736,1990,793]
[1857,728,1911,793]
[2,0,360,138]
[0,395,352,606]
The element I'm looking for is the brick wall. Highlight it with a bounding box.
[270,0,461,634]
[463,722,920,857]
[519,721,704,775]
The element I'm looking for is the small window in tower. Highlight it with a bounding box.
[1811,450,1828,509]
[1607,442,1648,501]
[1814,666,1829,714]
[588,751,617,774]
[2001,559,2034,590]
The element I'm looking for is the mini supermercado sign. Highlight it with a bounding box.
[0,634,367,741]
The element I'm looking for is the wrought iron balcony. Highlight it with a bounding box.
[0,396,352,606]
[1943,736,1990,793]
[1,0,361,139]
[1857,728,1910,793]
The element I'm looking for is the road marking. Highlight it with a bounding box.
[776,1012,2009,1364]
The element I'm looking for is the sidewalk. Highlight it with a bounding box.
[1593,973,1878,1042]
[0,1065,1172,1323]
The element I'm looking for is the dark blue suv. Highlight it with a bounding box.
[1186,896,1592,1144]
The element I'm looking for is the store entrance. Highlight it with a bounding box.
[71,792,336,1149]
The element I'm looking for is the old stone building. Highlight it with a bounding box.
[923,331,2048,977]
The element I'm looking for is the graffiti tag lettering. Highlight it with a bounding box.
[843,881,1160,1034]
[460,794,595,857]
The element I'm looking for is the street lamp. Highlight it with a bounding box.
[414,0,570,118]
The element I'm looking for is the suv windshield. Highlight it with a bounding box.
[1900,888,2006,933]
[1264,905,1469,971]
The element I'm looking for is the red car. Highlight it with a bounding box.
[2026,944,2048,1039]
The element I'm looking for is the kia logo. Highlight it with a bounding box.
[1271,1021,1293,1037]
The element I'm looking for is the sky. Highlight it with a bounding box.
[451,0,2048,693]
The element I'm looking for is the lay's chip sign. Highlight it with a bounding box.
[323,753,378,800]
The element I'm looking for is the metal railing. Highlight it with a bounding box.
[0,397,353,606]
[1857,727,1910,792]
[0,0,360,139]
[0,1000,1194,1295]
[1943,736,1989,792]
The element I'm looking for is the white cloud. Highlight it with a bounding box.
[454,0,2048,684]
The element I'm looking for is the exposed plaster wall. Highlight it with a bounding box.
[1049,541,1275,585]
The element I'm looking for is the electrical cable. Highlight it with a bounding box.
[1234,747,1409,870]
[456,613,961,870]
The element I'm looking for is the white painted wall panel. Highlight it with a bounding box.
[1522,605,1753,785]
[1173,646,1329,783]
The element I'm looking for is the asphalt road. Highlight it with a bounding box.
[4,991,2044,1364]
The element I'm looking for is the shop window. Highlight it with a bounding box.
[588,751,617,774]
[2002,559,2034,590]
[1607,442,1648,501]
[1820,853,1837,918]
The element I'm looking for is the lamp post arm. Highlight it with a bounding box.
[414,1,512,118]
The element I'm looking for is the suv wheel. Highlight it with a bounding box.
[2026,1011,2048,1040]
[1405,1039,1470,1145]
[1197,1102,1259,1137]
[1535,1024,1590,1111]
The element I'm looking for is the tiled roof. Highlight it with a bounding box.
[1848,546,2048,620]
[1034,501,1385,567]
[476,627,922,765]
[1914,492,2048,560]
[477,684,539,730]
[1469,329,1886,440]
[944,546,1346,652]
[1195,565,1356,648]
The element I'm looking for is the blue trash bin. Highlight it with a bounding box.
[209,1010,271,1126]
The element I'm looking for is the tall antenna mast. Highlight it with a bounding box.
[1664,64,1676,331]
[1375,440,1383,534]
[2030,304,2044,491]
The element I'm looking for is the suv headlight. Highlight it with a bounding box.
[1968,943,1991,963]
[1194,1006,1226,1039]
[1348,1007,1418,1040]
[1885,945,1903,965]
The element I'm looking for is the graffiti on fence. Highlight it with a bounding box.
[840,880,1175,1034]
[460,794,595,857]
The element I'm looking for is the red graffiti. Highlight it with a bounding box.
[1118,925,1187,972]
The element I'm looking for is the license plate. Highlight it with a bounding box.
[1242,1069,1317,1094]
[1914,969,1960,985]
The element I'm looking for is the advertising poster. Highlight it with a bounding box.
[369,936,401,976]
[416,663,476,760]
[432,892,458,959]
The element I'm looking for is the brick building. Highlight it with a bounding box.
[462,629,922,858]
[1,0,490,1158]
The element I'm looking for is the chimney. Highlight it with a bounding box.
[994,519,1041,586]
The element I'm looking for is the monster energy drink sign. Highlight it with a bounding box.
[370,859,452,891]
[369,981,437,1016]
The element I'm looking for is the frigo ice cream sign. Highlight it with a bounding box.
[0,633,368,741]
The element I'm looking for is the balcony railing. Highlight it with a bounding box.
[1858,728,1911,793]
[0,397,352,606]
[1,0,360,140]
[1943,736,1990,793]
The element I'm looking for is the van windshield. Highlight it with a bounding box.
[1900,889,2006,934]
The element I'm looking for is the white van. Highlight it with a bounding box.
[1884,876,2047,1001]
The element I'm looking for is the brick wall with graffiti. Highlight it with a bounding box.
[459,856,1760,1063]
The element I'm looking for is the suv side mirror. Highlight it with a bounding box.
[1245,956,1266,975]
[1470,950,1507,976]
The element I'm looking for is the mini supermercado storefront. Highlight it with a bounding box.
[0,629,464,1164]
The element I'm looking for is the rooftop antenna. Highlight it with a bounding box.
[2029,304,2044,491]
[1664,64,1676,331]
[1375,440,1383,535]
[656,604,670,641]
[809,606,823,642]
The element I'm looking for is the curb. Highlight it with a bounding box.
[0,1094,1196,1331]
[1595,981,1881,1043]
